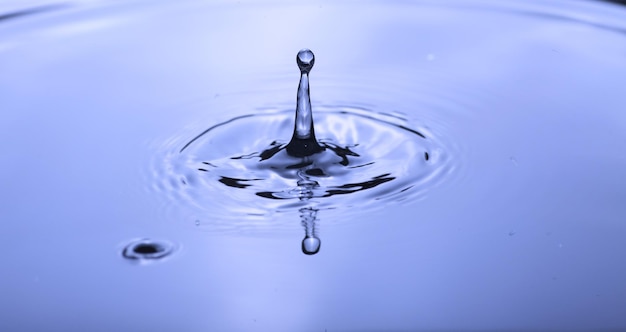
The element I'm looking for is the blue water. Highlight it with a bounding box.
[1,0,626,331]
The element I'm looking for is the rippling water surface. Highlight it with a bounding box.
[1,0,626,331]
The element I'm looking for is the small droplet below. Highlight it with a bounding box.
[122,239,175,262]
[302,236,321,255]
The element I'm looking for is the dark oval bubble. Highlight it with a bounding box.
[122,239,176,263]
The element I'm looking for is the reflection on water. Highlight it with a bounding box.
[1,0,626,331]
[0,4,68,23]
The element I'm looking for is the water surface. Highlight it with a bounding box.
[1,0,626,331]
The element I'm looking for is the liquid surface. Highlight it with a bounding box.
[1,0,626,331]
[163,106,451,222]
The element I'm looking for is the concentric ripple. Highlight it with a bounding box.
[156,105,453,224]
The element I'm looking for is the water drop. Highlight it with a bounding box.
[296,49,315,74]
[286,49,324,157]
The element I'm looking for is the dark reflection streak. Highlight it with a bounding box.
[231,152,258,160]
[323,175,394,197]
[513,10,626,36]
[397,124,426,139]
[349,162,375,169]
[0,3,71,23]
[252,174,394,199]
[601,0,626,6]
[258,143,284,161]
[219,176,261,189]
[255,191,280,199]
[180,114,254,153]
[286,161,313,169]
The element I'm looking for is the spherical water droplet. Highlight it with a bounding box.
[302,236,321,255]
[297,49,315,74]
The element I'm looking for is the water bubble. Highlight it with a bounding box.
[122,239,175,263]
[302,236,321,255]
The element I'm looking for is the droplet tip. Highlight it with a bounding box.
[297,49,315,73]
